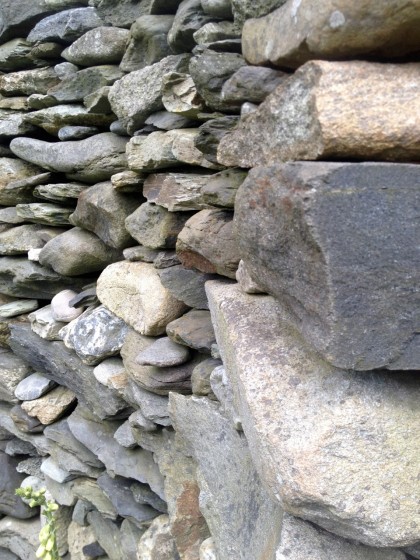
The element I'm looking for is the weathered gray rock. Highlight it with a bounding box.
[5,438,37,456]
[153,250,181,269]
[124,245,161,263]
[235,162,420,370]
[86,511,122,560]
[67,406,165,498]
[125,382,171,426]
[16,457,42,476]
[170,395,283,560]
[58,125,100,140]
[39,227,123,276]
[136,514,179,560]
[0,453,38,518]
[177,209,238,278]
[193,20,240,45]
[0,224,65,256]
[49,65,123,103]
[0,97,29,111]
[121,519,148,560]
[41,456,76,483]
[34,182,89,203]
[0,39,33,71]
[10,133,128,183]
[0,348,32,403]
[120,15,174,72]
[206,281,420,547]
[0,67,59,96]
[108,54,190,134]
[62,27,129,66]
[10,403,44,433]
[97,261,187,336]
[60,305,129,366]
[195,115,238,164]
[14,372,56,401]
[231,0,286,27]
[0,157,45,206]
[201,168,246,208]
[16,203,72,226]
[84,84,112,113]
[0,516,40,560]
[200,537,217,560]
[222,65,288,105]
[21,385,76,425]
[9,323,128,419]
[143,172,215,211]
[189,50,245,112]
[91,0,181,27]
[111,170,146,192]
[113,420,137,448]
[168,0,214,53]
[201,0,232,18]
[158,265,216,309]
[28,305,66,340]
[0,109,34,138]
[131,482,167,514]
[162,72,205,118]
[405,543,420,559]
[167,309,216,353]
[0,300,38,318]
[137,337,190,367]
[24,104,113,135]
[0,403,49,455]
[69,181,140,249]
[129,408,158,432]
[243,0,420,69]
[125,203,192,249]
[191,358,220,396]
[218,61,420,166]
[0,207,26,225]
[27,7,105,43]
[67,522,96,560]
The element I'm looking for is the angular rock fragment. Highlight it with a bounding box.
[27,7,105,43]
[201,168,246,208]
[0,157,46,206]
[158,265,216,309]
[0,224,66,256]
[193,21,240,45]
[206,281,420,547]
[58,125,100,140]
[41,456,77,483]
[0,453,38,518]
[136,514,179,560]
[86,511,122,560]
[16,203,73,226]
[10,404,44,434]
[235,162,420,370]
[0,403,49,455]
[97,261,187,336]
[94,358,127,391]
[143,172,215,211]
[49,65,124,103]
[201,0,232,18]
[0,38,33,71]
[24,104,113,135]
[0,349,32,403]
[162,72,205,118]
[166,309,216,353]
[218,61,420,166]
[62,27,130,66]
[195,116,239,164]
[222,65,288,105]
[92,0,180,27]
[231,0,287,27]
[21,386,76,425]
[191,358,220,396]
[124,382,171,426]
[0,109,34,138]
[168,0,214,53]
[28,305,66,341]
[0,67,59,96]
[0,516,40,560]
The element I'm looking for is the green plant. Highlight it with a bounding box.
[16,486,59,560]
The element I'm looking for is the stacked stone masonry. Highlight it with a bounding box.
[0,0,418,559]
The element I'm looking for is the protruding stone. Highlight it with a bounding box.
[143,172,215,211]
[0,349,32,403]
[193,21,240,45]
[51,290,83,323]
[158,265,216,309]
[62,26,130,66]
[16,202,72,226]
[28,305,66,341]
[191,358,220,396]
[14,373,56,401]
[0,516,40,560]
[235,260,264,294]
[21,386,76,425]
[34,182,89,202]
[24,104,112,135]
[94,358,127,391]
[0,224,66,256]
[201,0,232,18]
[0,67,59,96]
[222,65,288,105]
[0,157,45,206]
[218,61,420,166]
[167,309,216,353]
[27,8,105,44]
[231,0,287,27]
[97,261,187,336]
[136,337,190,367]
[195,116,239,164]
[162,72,205,118]
[0,300,38,318]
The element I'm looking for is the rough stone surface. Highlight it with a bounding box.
[21,385,76,425]
[14,372,56,401]
[136,514,180,560]
[0,516,40,560]
[206,281,420,547]
[0,38,33,71]
[28,305,66,340]
[231,0,287,27]
[236,260,265,294]
[27,7,105,43]
[170,395,283,560]
[108,54,191,134]
[158,265,216,309]
[49,65,123,103]
[243,0,420,69]
[94,358,127,391]
[16,202,72,226]
[10,133,128,183]
[62,27,129,66]
[218,61,420,166]
[195,116,239,164]
[222,65,288,105]
[162,72,205,118]
[69,181,140,249]
[97,261,187,336]
[0,109,35,138]
[0,157,45,206]
[235,162,420,370]
[167,309,215,353]
[143,172,215,211]
[191,358,220,396]
[0,453,37,518]
[168,0,214,53]
[24,104,113,135]
[0,224,66,256]
[201,168,246,208]
[0,67,59,96]
[0,348,32,403]
[34,182,89,202]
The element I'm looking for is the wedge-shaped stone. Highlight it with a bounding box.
[0,348,32,404]
[243,0,420,69]
[206,281,420,547]
[0,38,33,71]
[16,203,72,226]
[235,162,420,370]
[24,387,74,425]
[0,403,50,456]
[218,61,420,167]
[10,133,128,183]
[97,261,187,336]
[170,395,283,560]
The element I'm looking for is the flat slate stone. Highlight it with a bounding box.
[0,67,59,96]
[136,337,190,367]
[16,203,72,226]
[166,309,216,353]
[222,65,288,105]
[1,453,39,519]
[24,104,113,135]
[0,224,66,256]
[0,157,46,206]
[0,300,38,318]
[158,265,217,309]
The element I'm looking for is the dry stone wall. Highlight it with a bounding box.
[0,1,418,559]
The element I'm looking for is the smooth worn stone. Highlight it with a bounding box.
[167,309,216,353]
[243,0,420,69]
[222,65,288,105]
[9,323,128,419]
[170,395,283,560]
[124,381,171,426]
[84,85,112,113]
[177,209,239,278]
[120,15,174,72]
[143,172,215,211]
[108,54,191,134]
[191,358,220,396]
[62,27,130,66]
[48,65,124,103]
[69,181,140,249]
[123,245,161,263]
[10,133,128,183]
[231,0,286,27]
[97,261,187,336]
[0,516,40,560]
[189,50,245,112]
[0,157,45,206]
[136,337,190,367]
[68,286,98,309]
[236,260,265,294]
[0,39,33,71]
[113,420,137,448]
[218,61,420,166]
[168,0,214,53]
[158,265,216,309]
[21,386,76,425]
[0,224,65,256]
[28,305,66,341]
[0,207,26,225]
[87,511,122,560]
[136,514,179,560]
[41,456,76,483]
[162,72,205,118]
[236,162,420,370]
[60,305,129,366]
[0,67,59,96]
[146,110,194,132]
[201,0,232,18]
[58,125,100,140]
[10,404,44,433]
[98,474,159,527]
[125,202,192,249]
[111,170,146,192]
[68,406,165,498]
[14,372,56,401]
[0,453,38,518]
[27,7,105,43]
[276,514,406,560]
[51,290,83,323]
[201,168,246,208]
[0,300,38,318]
[24,104,112,135]
[39,227,123,276]
[195,115,239,164]
[193,21,240,45]
[0,109,34,138]
[16,203,72,226]
[94,358,127,391]
[0,348,32,403]
[207,282,420,547]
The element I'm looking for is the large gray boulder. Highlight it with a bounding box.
[27,7,105,43]
[234,162,420,370]
[0,0,57,42]
[206,281,420,547]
